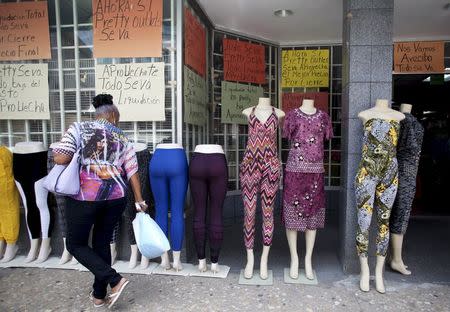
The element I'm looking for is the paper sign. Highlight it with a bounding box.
[184,66,207,126]
[394,41,444,73]
[184,8,206,77]
[223,39,266,84]
[0,1,51,61]
[92,0,163,58]
[221,81,263,124]
[282,50,329,88]
[95,63,165,121]
[282,92,329,114]
[0,64,49,120]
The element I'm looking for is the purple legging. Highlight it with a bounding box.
[189,153,228,263]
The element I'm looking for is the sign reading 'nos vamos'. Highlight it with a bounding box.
[394,41,444,73]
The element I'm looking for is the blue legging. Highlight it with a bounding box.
[149,148,188,251]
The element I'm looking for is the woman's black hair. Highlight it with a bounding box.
[92,94,114,109]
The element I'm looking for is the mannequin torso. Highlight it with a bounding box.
[242,97,285,123]
[132,143,147,153]
[14,142,47,154]
[194,144,224,154]
[358,99,405,124]
[155,143,183,150]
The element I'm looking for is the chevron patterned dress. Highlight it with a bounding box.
[240,107,281,249]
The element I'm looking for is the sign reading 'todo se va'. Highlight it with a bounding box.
[394,41,444,73]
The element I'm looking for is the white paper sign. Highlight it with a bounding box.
[95,62,165,121]
[0,63,49,120]
[184,66,207,126]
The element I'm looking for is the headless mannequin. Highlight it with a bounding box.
[14,142,52,263]
[389,103,412,276]
[156,143,184,271]
[128,142,150,269]
[0,146,19,263]
[242,97,285,280]
[194,144,224,274]
[358,99,405,293]
[286,99,319,280]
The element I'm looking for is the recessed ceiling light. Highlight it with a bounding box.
[274,9,293,17]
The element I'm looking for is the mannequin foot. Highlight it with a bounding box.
[244,249,254,279]
[289,255,299,279]
[70,257,79,265]
[359,256,370,292]
[304,255,314,280]
[211,262,219,274]
[110,243,117,265]
[140,256,149,269]
[161,252,171,270]
[36,239,52,263]
[128,245,139,269]
[59,249,72,265]
[25,239,40,263]
[375,255,386,294]
[260,246,270,280]
[390,260,411,275]
[198,259,207,272]
[0,240,5,259]
[0,244,19,263]
[172,251,183,272]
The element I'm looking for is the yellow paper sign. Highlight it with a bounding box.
[282,50,329,88]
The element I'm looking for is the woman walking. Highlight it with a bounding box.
[53,94,147,308]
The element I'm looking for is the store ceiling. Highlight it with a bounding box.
[197,0,450,44]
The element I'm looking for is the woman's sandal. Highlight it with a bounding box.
[89,291,107,308]
[108,279,130,309]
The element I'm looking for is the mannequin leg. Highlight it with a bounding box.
[59,237,72,264]
[172,251,182,272]
[26,239,40,263]
[110,243,117,265]
[36,238,52,263]
[140,256,149,269]
[35,178,52,263]
[375,255,386,293]
[244,249,254,279]
[211,262,219,274]
[198,258,207,272]
[390,233,411,275]
[285,229,299,279]
[359,255,370,292]
[160,251,171,270]
[304,229,317,280]
[190,168,208,271]
[260,245,271,280]
[1,243,19,263]
[129,244,139,269]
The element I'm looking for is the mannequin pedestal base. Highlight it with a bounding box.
[152,263,195,276]
[189,265,230,279]
[283,268,318,285]
[238,269,273,286]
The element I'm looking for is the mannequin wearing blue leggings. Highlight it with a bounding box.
[149,144,188,271]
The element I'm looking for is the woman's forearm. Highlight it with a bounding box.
[53,152,72,165]
[129,173,144,203]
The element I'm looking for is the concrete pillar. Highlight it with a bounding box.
[340,0,394,273]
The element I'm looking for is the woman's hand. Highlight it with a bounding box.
[135,201,148,212]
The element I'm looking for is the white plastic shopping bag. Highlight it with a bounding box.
[132,212,170,259]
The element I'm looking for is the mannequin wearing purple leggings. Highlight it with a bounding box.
[189,145,228,272]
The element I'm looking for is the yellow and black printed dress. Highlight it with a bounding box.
[0,146,20,244]
[355,118,400,257]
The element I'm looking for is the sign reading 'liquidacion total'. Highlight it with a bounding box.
[0,64,50,120]
[92,0,163,58]
[221,81,263,124]
[0,1,51,61]
[282,49,329,88]
[394,41,444,73]
[95,62,165,121]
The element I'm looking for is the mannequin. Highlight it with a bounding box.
[13,142,53,263]
[282,99,333,280]
[389,103,424,275]
[355,99,405,293]
[125,142,152,269]
[190,144,227,274]
[150,143,188,271]
[241,97,284,280]
[0,146,20,263]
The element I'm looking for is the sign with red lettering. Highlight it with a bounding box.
[0,1,51,61]
[92,0,163,58]
[394,41,444,73]
[282,92,329,114]
[223,39,265,84]
[184,8,206,77]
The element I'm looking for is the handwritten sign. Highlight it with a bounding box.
[223,39,266,84]
[0,1,51,61]
[184,66,207,126]
[282,92,329,114]
[221,81,263,124]
[394,41,444,73]
[184,8,206,77]
[0,64,49,120]
[95,63,165,121]
[282,50,329,88]
[92,0,163,58]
